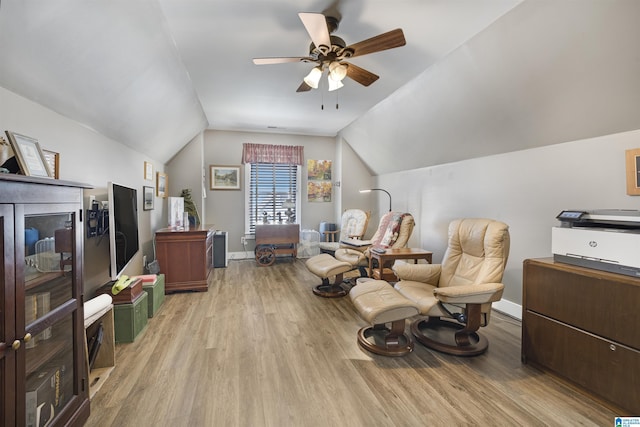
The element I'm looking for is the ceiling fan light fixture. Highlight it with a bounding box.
[328,77,344,91]
[303,66,323,89]
[328,61,348,81]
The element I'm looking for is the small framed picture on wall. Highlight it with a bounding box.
[625,148,640,196]
[144,161,154,181]
[157,172,168,198]
[143,186,155,210]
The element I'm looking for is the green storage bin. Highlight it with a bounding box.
[113,292,148,343]
[142,274,165,318]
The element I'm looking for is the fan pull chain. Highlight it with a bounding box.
[336,91,339,110]
[321,82,324,110]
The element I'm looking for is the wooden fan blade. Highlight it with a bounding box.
[296,81,312,92]
[346,28,406,58]
[253,57,310,65]
[345,63,379,87]
[299,12,331,52]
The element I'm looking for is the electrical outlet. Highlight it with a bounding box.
[240,236,246,244]
[142,255,147,268]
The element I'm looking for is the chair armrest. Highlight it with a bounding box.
[392,262,441,284]
[433,282,505,305]
[340,238,372,247]
[339,238,372,251]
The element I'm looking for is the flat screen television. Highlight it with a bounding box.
[107,182,140,280]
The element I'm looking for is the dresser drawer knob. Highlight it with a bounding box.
[609,344,616,351]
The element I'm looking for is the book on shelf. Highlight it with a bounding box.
[25,292,52,348]
[26,361,66,427]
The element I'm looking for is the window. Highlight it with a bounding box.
[245,163,300,234]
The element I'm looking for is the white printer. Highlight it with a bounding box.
[552,209,640,277]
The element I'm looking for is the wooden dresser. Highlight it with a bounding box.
[155,225,214,293]
[522,258,640,414]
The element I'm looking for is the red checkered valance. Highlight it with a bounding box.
[241,143,304,165]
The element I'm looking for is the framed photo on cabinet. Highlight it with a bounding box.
[4,131,52,178]
[42,149,60,179]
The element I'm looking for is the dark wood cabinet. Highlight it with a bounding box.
[522,258,640,415]
[155,225,214,293]
[0,174,90,426]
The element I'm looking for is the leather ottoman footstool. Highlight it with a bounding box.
[349,279,419,356]
[305,253,353,298]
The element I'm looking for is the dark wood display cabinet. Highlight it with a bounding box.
[0,174,90,426]
[155,225,215,293]
[522,258,640,415]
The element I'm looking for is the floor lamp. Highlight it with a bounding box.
[360,188,392,212]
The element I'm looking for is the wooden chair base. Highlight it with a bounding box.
[411,318,488,357]
[356,320,414,357]
[312,274,347,298]
[312,283,347,298]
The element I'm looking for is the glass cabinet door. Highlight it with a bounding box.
[1,204,16,427]
[21,206,82,427]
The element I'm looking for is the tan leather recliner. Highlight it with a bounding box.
[318,209,370,254]
[393,218,510,356]
[335,211,415,276]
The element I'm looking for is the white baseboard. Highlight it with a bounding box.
[227,251,252,260]
[493,299,522,320]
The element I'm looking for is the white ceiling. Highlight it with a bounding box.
[0,0,521,163]
[2,0,638,174]
[158,0,521,136]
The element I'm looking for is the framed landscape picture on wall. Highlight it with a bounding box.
[157,172,168,198]
[210,165,241,190]
[307,159,332,202]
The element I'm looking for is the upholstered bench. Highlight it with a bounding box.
[349,278,419,356]
[305,253,353,298]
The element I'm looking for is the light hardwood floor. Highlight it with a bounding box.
[86,258,618,426]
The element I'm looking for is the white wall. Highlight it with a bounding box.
[166,133,206,225]
[340,0,640,177]
[367,128,640,317]
[1,87,165,297]
[336,136,376,238]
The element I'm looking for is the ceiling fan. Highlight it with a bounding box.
[253,12,406,92]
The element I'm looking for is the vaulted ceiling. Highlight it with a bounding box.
[0,0,520,163]
[0,1,638,174]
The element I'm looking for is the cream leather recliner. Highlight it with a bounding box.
[335,211,415,276]
[318,209,370,254]
[393,218,510,356]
